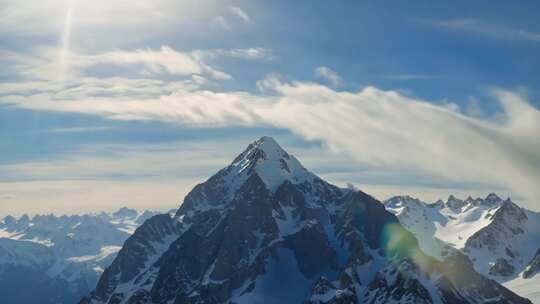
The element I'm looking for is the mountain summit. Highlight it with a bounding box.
[82,137,531,304]
[212,136,315,194]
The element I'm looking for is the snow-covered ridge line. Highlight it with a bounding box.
[223,136,316,194]
[384,193,540,303]
[385,193,507,248]
[0,206,170,304]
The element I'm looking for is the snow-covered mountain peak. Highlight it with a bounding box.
[385,194,506,250]
[177,137,323,217]
[384,195,423,211]
[82,140,531,304]
[225,136,315,193]
[440,193,506,212]
[1,215,16,226]
[112,207,138,219]
[446,194,467,211]
[487,197,527,231]
[0,208,163,304]
[233,136,286,163]
[485,192,503,205]
[252,135,282,153]
[430,199,445,208]
[385,193,540,302]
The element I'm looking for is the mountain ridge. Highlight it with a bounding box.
[81,137,531,304]
[0,207,164,304]
[385,194,540,302]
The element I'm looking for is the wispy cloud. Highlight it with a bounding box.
[0,139,244,215]
[213,16,231,30]
[194,48,274,61]
[314,66,343,87]
[0,1,232,40]
[424,18,540,43]
[3,72,539,209]
[212,6,251,31]
[230,6,251,24]
[385,74,437,80]
[3,46,273,82]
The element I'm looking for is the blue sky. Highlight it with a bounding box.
[1,0,539,215]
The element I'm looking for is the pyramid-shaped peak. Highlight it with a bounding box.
[233,136,290,165]
[113,207,138,218]
[485,193,501,202]
[445,195,467,210]
[252,136,288,157]
[257,135,279,146]
[226,137,315,192]
[447,194,460,201]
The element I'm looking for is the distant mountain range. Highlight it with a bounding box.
[1,137,536,303]
[385,194,540,302]
[0,208,163,304]
[75,137,531,304]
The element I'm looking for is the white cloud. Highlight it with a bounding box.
[86,46,232,80]
[230,6,251,23]
[88,46,237,80]
[314,66,343,87]
[3,45,273,83]
[0,137,297,216]
[466,96,485,117]
[0,0,227,39]
[213,16,230,30]
[425,18,540,43]
[196,48,273,61]
[3,72,540,210]
[256,73,283,92]
[212,6,251,31]
[385,74,437,80]
[0,139,244,216]
[0,77,199,100]
[0,141,233,181]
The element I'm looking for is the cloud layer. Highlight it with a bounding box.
[425,18,540,43]
[2,59,540,209]
[314,66,343,87]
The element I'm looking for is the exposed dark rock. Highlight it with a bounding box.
[304,277,357,304]
[284,220,338,278]
[523,249,540,279]
[465,199,527,252]
[489,258,515,276]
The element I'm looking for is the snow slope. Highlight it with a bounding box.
[385,194,540,303]
[0,207,163,304]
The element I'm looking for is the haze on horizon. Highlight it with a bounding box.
[1,0,539,216]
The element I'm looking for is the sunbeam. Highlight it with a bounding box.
[57,0,73,82]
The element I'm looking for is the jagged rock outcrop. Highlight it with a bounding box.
[465,199,528,253]
[304,277,356,304]
[489,258,515,277]
[523,249,540,279]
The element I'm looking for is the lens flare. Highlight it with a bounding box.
[58,0,73,81]
[380,222,435,276]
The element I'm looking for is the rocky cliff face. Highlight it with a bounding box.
[82,137,532,304]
